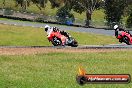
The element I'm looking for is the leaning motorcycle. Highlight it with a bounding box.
[47,31,78,47]
[116,31,132,45]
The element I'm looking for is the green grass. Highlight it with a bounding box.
[0,24,118,46]
[0,51,132,88]
[0,0,15,9]
[91,9,106,27]
[0,24,51,46]
[0,25,50,46]
[71,31,118,45]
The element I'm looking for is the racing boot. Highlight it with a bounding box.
[61,36,66,46]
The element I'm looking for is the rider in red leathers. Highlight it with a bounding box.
[44,25,68,45]
[114,25,132,43]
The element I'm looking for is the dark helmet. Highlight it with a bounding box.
[53,27,59,32]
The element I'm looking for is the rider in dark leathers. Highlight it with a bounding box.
[52,27,70,38]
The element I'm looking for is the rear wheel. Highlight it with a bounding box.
[71,40,78,47]
[68,37,78,47]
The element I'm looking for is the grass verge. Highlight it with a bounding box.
[0,50,131,88]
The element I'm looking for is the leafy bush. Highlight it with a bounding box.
[104,0,126,26]
[126,12,132,28]
[56,6,75,25]
[3,9,14,15]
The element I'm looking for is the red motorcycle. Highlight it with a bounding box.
[116,31,132,45]
[48,31,78,47]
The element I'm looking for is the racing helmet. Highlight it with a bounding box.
[45,25,50,32]
[114,25,118,30]
[53,27,59,32]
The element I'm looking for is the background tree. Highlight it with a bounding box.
[56,0,102,27]
[49,0,62,8]
[126,0,132,28]
[2,0,6,8]
[15,0,30,11]
[31,0,61,10]
[14,0,61,11]
[71,0,102,27]
[56,6,74,24]
[104,0,126,27]
[55,0,75,24]
[31,0,48,10]
[126,12,132,28]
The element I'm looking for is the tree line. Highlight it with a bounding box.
[2,0,132,28]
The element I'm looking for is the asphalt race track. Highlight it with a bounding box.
[1,20,132,49]
[0,43,132,49]
[0,20,115,36]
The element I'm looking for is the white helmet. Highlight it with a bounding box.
[114,25,118,29]
[44,25,50,32]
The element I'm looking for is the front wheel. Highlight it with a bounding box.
[123,36,131,45]
[52,37,62,46]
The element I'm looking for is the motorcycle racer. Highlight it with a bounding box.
[114,25,131,37]
[52,27,70,38]
[44,25,67,45]
[44,25,53,37]
[114,25,132,43]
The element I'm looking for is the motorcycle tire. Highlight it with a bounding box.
[52,37,62,46]
[68,37,78,47]
[71,39,78,47]
[123,36,131,45]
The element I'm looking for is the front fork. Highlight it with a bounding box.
[119,38,123,43]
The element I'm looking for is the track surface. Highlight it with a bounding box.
[0,20,115,36]
[1,44,132,55]
[1,20,132,49]
[1,43,132,49]
[1,20,132,36]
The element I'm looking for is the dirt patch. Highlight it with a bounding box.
[0,47,130,55]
